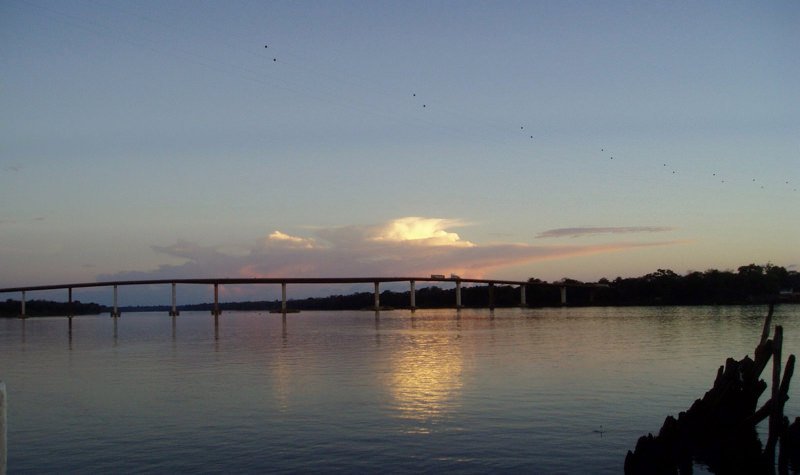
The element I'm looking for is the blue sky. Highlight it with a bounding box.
[1,1,798,304]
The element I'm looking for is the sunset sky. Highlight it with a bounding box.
[2,1,798,304]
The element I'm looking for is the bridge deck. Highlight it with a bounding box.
[0,276,551,294]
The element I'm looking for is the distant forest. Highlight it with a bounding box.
[1,263,798,316]
[0,299,105,317]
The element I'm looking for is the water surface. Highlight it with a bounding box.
[2,305,799,473]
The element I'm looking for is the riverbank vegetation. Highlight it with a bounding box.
[0,299,105,317]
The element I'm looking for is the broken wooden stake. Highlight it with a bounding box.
[625,305,796,474]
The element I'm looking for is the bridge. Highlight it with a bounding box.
[0,276,595,317]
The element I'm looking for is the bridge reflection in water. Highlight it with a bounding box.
[0,276,599,318]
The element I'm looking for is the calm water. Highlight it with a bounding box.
[2,305,799,474]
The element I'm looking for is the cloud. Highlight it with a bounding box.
[266,230,315,248]
[88,217,694,304]
[0,216,45,226]
[368,217,474,247]
[536,226,677,239]
[100,217,689,283]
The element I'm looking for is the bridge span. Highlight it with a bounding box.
[0,276,591,317]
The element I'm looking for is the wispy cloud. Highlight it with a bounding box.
[0,216,45,226]
[536,226,677,239]
[101,218,689,283]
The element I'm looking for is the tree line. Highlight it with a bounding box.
[0,299,105,317]
[592,263,798,306]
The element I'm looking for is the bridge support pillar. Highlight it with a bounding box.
[560,286,567,306]
[111,285,120,318]
[488,282,495,310]
[409,280,416,311]
[169,283,179,316]
[67,287,73,318]
[456,281,462,309]
[281,283,287,313]
[212,283,220,317]
[374,282,380,311]
[20,291,26,318]
[520,284,527,307]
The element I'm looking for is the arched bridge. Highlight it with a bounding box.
[0,276,600,317]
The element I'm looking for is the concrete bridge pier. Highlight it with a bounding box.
[488,282,495,310]
[560,286,567,306]
[281,282,287,313]
[67,287,74,318]
[169,283,179,316]
[456,281,462,309]
[19,291,26,318]
[520,284,527,307]
[374,282,380,311]
[110,285,121,318]
[409,280,416,311]
[212,283,221,317]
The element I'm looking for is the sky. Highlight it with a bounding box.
[1,0,798,305]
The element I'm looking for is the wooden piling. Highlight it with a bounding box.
[625,306,797,474]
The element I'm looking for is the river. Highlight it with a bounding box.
[2,305,798,473]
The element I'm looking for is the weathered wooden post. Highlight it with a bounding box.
[1,380,6,475]
[560,286,567,306]
[625,305,798,474]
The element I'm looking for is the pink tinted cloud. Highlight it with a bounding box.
[101,218,690,283]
